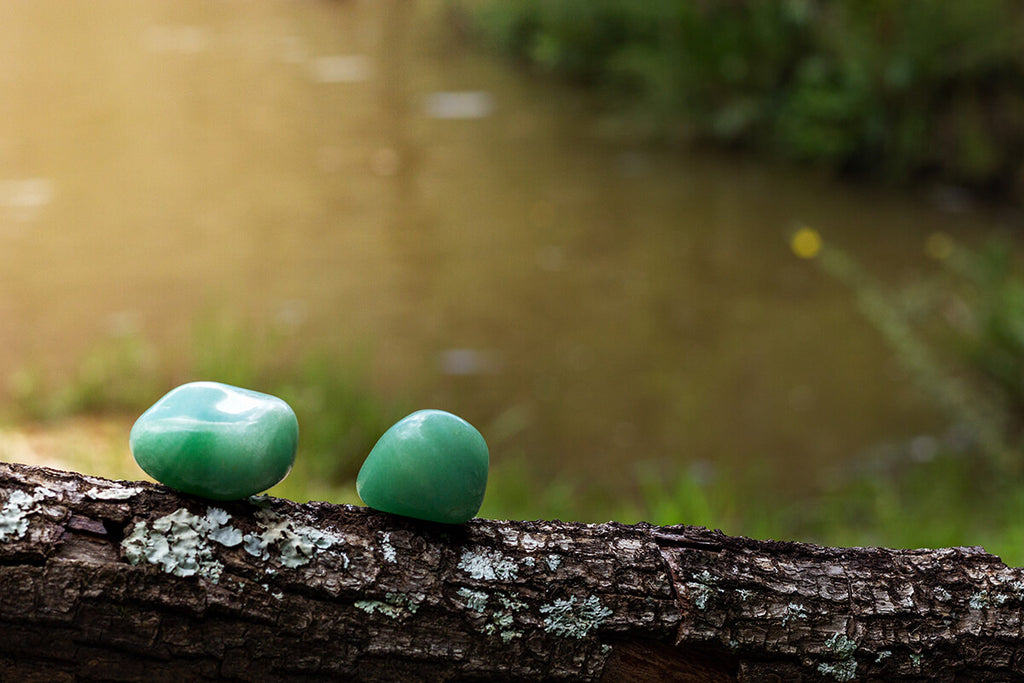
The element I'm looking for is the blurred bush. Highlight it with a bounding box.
[819,236,1024,475]
[4,317,406,496]
[460,0,1024,198]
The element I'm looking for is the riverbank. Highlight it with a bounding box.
[458,0,1024,204]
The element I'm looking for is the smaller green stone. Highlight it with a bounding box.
[129,382,298,500]
[357,409,489,524]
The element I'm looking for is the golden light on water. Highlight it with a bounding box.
[790,227,823,259]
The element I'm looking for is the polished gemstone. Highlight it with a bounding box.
[357,409,488,524]
[130,381,298,500]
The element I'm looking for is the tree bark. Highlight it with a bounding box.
[0,461,1022,682]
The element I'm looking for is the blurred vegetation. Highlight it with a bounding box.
[804,234,1024,563]
[8,245,1024,567]
[820,236,1024,474]
[3,318,405,503]
[458,0,1024,198]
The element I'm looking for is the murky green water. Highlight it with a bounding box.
[0,1,1010,497]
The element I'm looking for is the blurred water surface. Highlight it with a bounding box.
[0,1,1007,497]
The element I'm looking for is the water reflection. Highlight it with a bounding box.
[0,0,1002,497]
[423,91,495,119]
[308,55,373,83]
[0,178,55,223]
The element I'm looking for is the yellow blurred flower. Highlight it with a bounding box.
[791,227,822,259]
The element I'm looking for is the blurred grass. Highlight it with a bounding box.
[4,303,1024,566]
[2,316,404,506]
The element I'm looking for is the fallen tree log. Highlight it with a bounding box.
[1,461,1022,682]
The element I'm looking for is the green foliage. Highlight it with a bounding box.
[802,236,1024,559]
[608,235,1024,565]
[478,456,581,522]
[804,449,1024,567]
[462,0,1024,194]
[949,243,1024,429]
[5,317,406,496]
[820,238,1024,473]
[6,335,163,419]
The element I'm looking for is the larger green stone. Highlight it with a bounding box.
[129,381,298,500]
[356,409,489,524]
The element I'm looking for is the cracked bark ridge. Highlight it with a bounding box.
[0,461,1022,682]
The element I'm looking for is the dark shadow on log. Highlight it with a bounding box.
[0,461,1021,681]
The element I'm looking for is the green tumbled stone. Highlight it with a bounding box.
[129,381,298,500]
[357,409,489,524]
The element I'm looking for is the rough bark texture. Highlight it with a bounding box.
[0,461,1022,681]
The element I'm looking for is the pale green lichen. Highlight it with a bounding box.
[783,602,808,625]
[969,589,1011,608]
[910,653,923,669]
[456,588,525,641]
[457,587,489,612]
[0,486,57,541]
[85,486,142,501]
[686,569,720,610]
[242,509,347,569]
[817,633,859,682]
[817,660,858,681]
[122,508,228,582]
[485,591,526,641]
[875,650,892,663]
[545,554,562,572]
[123,505,347,581]
[483,611,522,642]
[355,592,419,619]
[969,590,991,610]
[825,634,858,658]
[492,592,526,640]
[540,595,612,639]
[380,532,397,563]
[457,547,518,581]
[355,600,405,619]
[689,583,714,610]
[496,592,527,612]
